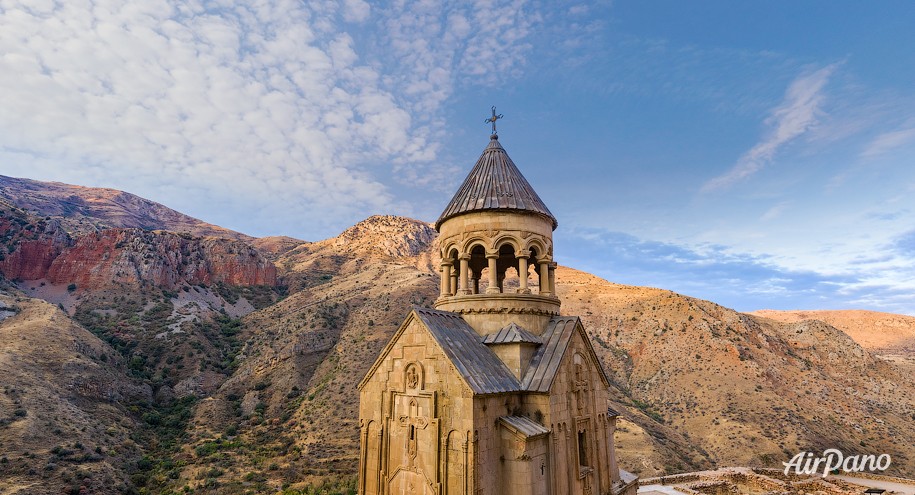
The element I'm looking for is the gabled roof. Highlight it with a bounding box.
[359,310,610,398]
[521,316,611,393]
[498,415,550,439]
[481,322,543,345]
[435,135,557,231]
[412,306,521,394]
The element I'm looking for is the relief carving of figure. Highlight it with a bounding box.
[406,364,419,389]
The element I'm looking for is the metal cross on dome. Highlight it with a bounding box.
[485,106,503,135]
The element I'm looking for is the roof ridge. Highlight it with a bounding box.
[412,305,461,317]
[482,321,543,345]
[413,308,521,394]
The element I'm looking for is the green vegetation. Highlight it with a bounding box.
[282,476,357,495]
[70,289,253,493]
[632,399,665,423]
[212,282,284,309]
[128,396,198,493]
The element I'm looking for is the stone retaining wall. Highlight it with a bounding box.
[638,467,873,495]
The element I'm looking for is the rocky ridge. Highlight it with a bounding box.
[0,176,913,493]
[557,268,915,475]
[0,175,252,241]
[0,204,277,291]
[750,309,915,353]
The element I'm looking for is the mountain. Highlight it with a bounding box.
[249,236,308,260]
[181,217,442,490]
[0,202,276,293]
[0,179,912,493]
[0,175,252,241]
[169,219,914,489]
[0,192,285,493]
[556,270,915,475]
[0,289,150,495]
[749,309,915,354]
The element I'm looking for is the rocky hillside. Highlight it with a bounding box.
[277,215,437,292]
[174,216,442,491]
[0,191,285,494]
[0,204,276,292]
[750,309,915,353]
[0,290,150,495]
[0,176,912,493]
[556,268,915,476]
[0,175,251,241]
[161,217,915,491]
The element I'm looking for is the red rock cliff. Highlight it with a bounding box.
[0,208,276,289]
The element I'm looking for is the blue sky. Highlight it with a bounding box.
[2,1,915,314]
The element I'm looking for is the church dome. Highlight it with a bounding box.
[435,134,558,231]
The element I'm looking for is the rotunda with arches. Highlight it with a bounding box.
[434,133,562,336]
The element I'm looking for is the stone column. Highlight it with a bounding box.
[450,269,458,296]
[358,420,368,495]
[607,416,620,483]
[486,253,500,294]
[471,276,479,295]
[538,259,552,296]
[440,260,452,297]
[459,255,471,295]
[517,252,530,294]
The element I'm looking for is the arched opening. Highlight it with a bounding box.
[496,243,517,292]
[529,247,542,294]
[469,244,487,294]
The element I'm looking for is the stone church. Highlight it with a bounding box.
[357,122,639,495]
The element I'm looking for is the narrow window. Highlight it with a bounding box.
[578,430,588,467]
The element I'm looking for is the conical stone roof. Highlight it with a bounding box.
[435,134,557,231]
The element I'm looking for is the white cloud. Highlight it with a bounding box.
[760,201,791,222]
[342,0,371,23]
[702,63,839,192]
[860,124,915,158]
[0,0,539,238]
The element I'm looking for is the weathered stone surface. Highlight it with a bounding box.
[0,205,277,289]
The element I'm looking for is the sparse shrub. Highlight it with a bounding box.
[130,472,148,487]
[67,283,77,293]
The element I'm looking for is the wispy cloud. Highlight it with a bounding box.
[860,124,915,158]
[702,63,840,192]
[760,201,791,221]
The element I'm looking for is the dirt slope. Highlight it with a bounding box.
[750,309,915,352]
[0,291,150,495]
